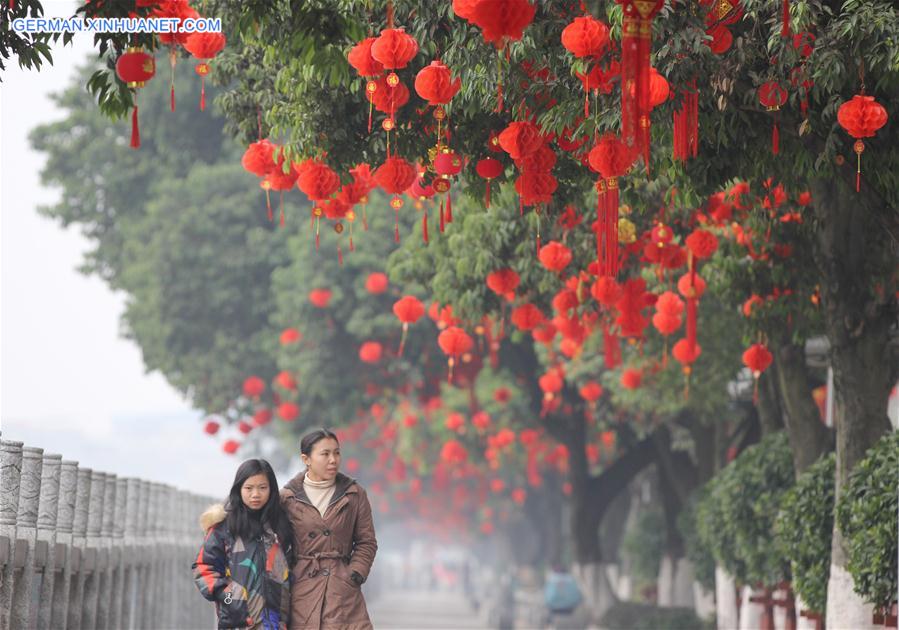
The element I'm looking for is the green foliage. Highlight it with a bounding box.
[622,507,666,589]
[1,0,74,76]
[696,431,794,586]
[677,487,716,592]
[836,430,899,611]
[774,452,835,615]
[600,601,714,630]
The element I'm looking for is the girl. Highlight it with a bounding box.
[281,428,378,630]
[193,459,297,629]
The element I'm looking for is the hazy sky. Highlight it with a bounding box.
[0,2,248,497]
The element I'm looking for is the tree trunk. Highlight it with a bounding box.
[773,341,833,475]
[758,367,786,435]
[810,175,898,630]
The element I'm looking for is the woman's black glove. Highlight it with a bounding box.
[350,571,365,586]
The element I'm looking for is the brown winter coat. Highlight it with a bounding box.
[280,473,377,630]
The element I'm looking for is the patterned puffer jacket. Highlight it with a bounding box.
[192,504,292,630]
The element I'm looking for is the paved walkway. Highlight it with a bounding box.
[368,589,490,629]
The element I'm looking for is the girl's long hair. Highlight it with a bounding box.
[224,459,296,566]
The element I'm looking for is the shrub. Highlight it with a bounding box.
[774,452,834,615]
[600,601,714,630]
[696,431,794,586]
[678,487,716,591]
[622,507,666,589]
[836,430,899,611]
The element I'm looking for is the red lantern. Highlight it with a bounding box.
[539,370,564,399]
[280,327,301,345]
[365,272,389,294]
[742,343,773,376]
[706,25,733,54]
[758,80,788,155]
[370,74,410,114]
[203,419,220,435]
[359,341,383,364]
[621,368,642,389]
[837,94,888,192]
[438,326,474,383]
[511,304,545,331]
[579,381,603,403]
[393,295,425,356]
[253,409,273,427]
[370,28,419,80]
[440,439,468,464]
[653,291,684,337]
[673,338,702,366]
[476,158,504,207]
[588,134,633,278]
[415,60,462,105]
[515,172,558,206]
[514,144,557,173]
[222,440,240,455]
[677,273,706,299]
[648,68,670,108]
[538,241,572,272]
[561,15,610,58]
[486,268,520,295]
[183,32,226,111]
[309,288,332,308]
[274,371,297,391]
[469,0,536,48]
[242,139,277,177]
[592,276,623,307]
[278,402,300,422]
[297,161,340,201]
[434,151,464,176]
[375,157,417,194]
[685,229,718,260]
[498,121,544,159]
[115,48,156,149]
[348,38,384,77]
[243,376,265,398]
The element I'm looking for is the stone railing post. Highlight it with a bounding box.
[121,477,141,629]
[110,477,128,629]
[51,459,78,630]
[67,466,93,630]
[80,470,107,629]
[36,453,62,630]
[96,472,117,629]
[0,440,23,630]
[10,445,44,629]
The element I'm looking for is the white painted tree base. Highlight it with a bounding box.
[693,580,716,621]
[826,563,879,630]
[715,567,739,630]
[794,594,818,630]
[739,585,762,630]
[572,562,617,623]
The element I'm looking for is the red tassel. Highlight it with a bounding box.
[584,87,590,118]
[398,323,408,357]
[279,192,285,227]
[170,84,175,112]
[362,205,369,231]
[368,92,373,133]
[445,195,453,223]
[423,211,429,243]
[350,235,355,251]
[200,76,206,111]
[315,231,321,251]
[519,196,523,216]
[781,0,791,37]
[535,235,541,257]
[439,199,446,233]
[686,297,698,353]
[338,245,344,267]
[169,49,177,112]
[394,210,400,243]
[485,181,491,208]
[130,105,140,149]
[772,122,780,155]
[265,189,272,222]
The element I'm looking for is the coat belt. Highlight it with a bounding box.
[298,551,349,576]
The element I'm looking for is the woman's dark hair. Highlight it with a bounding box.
[300,428,339,456]
[224,459,296,565]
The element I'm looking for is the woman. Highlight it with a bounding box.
[193,459,297,629]
[281,428,378,630]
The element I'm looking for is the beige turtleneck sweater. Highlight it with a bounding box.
[303,473,336,517]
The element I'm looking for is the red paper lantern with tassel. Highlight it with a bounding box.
[515,172,558,206]
[243,376,266,398]
[297,161,340,202]
[685,229,719,259]
[115,48,156,149]
[758,80,788,155]
[837,94,888,192]
[498,121,544,159]
[561,15,610,58]
[672,338,702,397]
[588,134,633,278]
[242,139,277,177]
[370,28,419,74]
[652,291,684,336]
[414,60,462,105]
[365,272,389,294]
[151,0,198,110]
[742,342,773,401]
[579,381,603,403]
[376,156,417,241]
[309,288,332,308]
[511,304,545,331]
[469,0,536,48]
[438,326,474,383]
[359,341,383,364]
[648,68,670,108]
[393,295,425,356]
[476,158,504,207]
[621,368,642,389]
[183,32,226,111]
[616,0,665,171]
[348,38,384,76]
[370,75,410,113]
[486,268,520,295]
[264,161,299,227]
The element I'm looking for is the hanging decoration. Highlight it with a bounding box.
[616,0,665,171]
[561,14,611,117]
[837,94,888,192]
[393,296,426,356]
[348,38,385,133]
[115,48,157,149]
[150,0,198,111]
[264,160,299,227]
[672,337,702,396]
[374,156,418,242]
[742,342,773,401]
[182,32,226,111]
[673,81,699,162]
[758,80,788,155]
[297,160,340,240]
[242,139,280,220]
[588,134,634,279]
[476,158,504,207]
[438,326,474,383]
